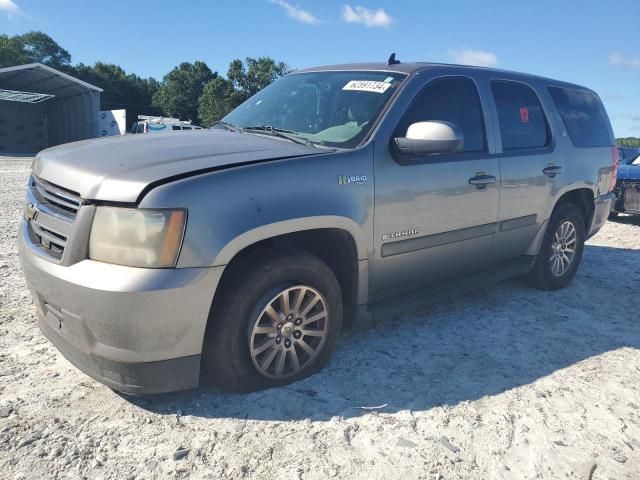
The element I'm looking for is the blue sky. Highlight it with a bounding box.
[1,0,639,136]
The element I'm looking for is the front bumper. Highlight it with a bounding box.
[588,192,615,238]
[19,220,224,394]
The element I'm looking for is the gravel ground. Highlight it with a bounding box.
[1,156,639,480]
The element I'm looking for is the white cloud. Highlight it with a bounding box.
[0,0,20,16]
[449,47,498,67]
[609,52,640,70]
[271,0,318,24]
[342,5,393,28]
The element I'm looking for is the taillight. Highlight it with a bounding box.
[609,146,619,192]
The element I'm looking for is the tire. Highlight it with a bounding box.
[203,250,343,392]
[608,211,619,220]
[527,202,586,291]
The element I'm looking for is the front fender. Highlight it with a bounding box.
[213,215,366,266]
[138,147,374,268]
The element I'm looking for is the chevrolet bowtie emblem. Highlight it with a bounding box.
[24,202,39,221]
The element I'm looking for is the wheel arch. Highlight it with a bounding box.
[208,220,367,334]
[554,187,595,231]
[525,187,595,256]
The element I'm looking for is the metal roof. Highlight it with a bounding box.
[0,63,102,100]
[0,88,55,103]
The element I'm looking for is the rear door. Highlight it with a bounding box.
[488,79,560,262]
[372,74,500,300]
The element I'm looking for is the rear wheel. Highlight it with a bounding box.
[528,203,585,290]
[203,251,342,392]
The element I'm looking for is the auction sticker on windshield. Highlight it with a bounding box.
[343,80,392,94]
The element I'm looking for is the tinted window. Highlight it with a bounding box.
[397,77,486,153]
[491,81,549,150]
[548,87,611,147]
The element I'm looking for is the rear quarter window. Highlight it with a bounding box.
[491,80,549,151]
[548,86,612,147]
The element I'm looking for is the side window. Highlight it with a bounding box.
[547,87,612,147]
[491,80,549,151]
[172,125,182,131]
[397,77,486,153]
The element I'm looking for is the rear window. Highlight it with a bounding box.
[548,87,612,147]
[491,80,549,151]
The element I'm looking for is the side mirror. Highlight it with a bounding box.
[394,121,464,156]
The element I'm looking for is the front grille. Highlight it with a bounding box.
[31,176,81,219]
[26,175,82,261]
[622,183,640,212]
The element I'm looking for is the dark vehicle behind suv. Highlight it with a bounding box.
[611,146,640,216]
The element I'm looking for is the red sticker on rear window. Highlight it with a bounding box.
[520,107,529,123]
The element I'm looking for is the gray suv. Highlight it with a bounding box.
[19,60,617,394]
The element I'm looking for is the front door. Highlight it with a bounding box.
[372,75,500,300]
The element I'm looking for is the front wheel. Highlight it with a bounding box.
[527,203,586,291]
[203,251,342,392]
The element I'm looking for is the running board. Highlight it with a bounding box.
[349,256,536,328]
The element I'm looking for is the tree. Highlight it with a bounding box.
[198,77,234,126]
[0,34,28,67]
[617,137,640,148]
[17,31,71,68]
[198,57,290,126]
[227,57,290,105]
[70,62,161,129]
[152,61,215,123]
[0,31,71,68]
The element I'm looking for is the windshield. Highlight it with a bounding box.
[223,71,406,148]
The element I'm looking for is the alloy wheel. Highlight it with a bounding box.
[549,220,577,277]
[249,285,329,379]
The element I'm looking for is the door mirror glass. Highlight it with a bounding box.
[394,121,464,156]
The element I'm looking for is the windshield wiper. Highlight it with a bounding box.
[211,120,239,132]
[241,125,313,147]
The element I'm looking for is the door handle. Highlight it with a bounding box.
[468,173,497,188]
[543,165,563,177]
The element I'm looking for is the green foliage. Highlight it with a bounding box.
[0,34,29,67]
[152,62,215,123]
[0,31,70,68]
[69,62,161,128]
[198,57,291,126]
[227,57,290,104]
[617,137,640,147]
[198,77,234,127]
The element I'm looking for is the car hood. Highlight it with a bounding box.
[618,164,640,182]
[33,130,320,203]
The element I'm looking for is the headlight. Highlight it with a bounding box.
[89,207,186,268]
